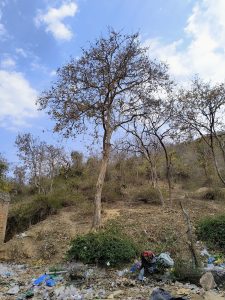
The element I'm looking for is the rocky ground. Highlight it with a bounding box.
[0,262,225,300]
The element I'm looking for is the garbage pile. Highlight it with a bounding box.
[200,247,225,290]
[1,249,225,299]
[129,251,174,281]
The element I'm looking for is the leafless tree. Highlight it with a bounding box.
[37,29,170,228]
[122,93,175,204]
[118,120,165,205]
[15,133,66,193]
[176,78,225,185]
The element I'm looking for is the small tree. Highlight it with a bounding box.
[0,154,9,191]
[15,133,66,193]
[118,120,165,205]
[122,94,175,204]
[176,78,225,185]
[37,29,170,228]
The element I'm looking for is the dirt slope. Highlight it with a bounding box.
[1,187,225,264]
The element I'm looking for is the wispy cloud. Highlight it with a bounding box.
[16,48,28,58]
[144,0,225,83]
[1,56,16,69]
[35,1,78,41]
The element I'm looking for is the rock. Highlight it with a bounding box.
[200,272,217,291]
[176,288,190,296]
[212,269,225,287]
[107,290,123,299]
[7,285,20,295]
[204,291,225,300]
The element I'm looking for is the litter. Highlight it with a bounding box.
[201,248,210,257]
[208,257,216,264]
[7,285,20,295]
[149,288,187,300]
[33,274,49,285]
[157,252,174,268]
[130,261,141,273]
[46,278,56,287]
[117,268,129,277]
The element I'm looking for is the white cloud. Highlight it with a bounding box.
[1,57,16,69]
[0,70,38,129]
[35,1,78,41]
[144,0,225,83]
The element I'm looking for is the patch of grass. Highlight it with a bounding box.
[196,214,225,251]
[67,225,139,267]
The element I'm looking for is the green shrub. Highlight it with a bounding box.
[102,181,123,202]
[132,186,164,204]
[67,227,138,266]
[197,214,225,250]
[192,188,225,201]
[173,258,203,284]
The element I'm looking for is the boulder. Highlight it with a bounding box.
[200,272,217,291]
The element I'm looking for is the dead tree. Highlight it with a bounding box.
[180,200,200,268]
[37,29,170,229]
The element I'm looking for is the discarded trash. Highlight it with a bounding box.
[46,270,67,275]
[157,252,174,268]
[33,274,49,285]
[46,278,56,287]
[149,288,187,300]
[117,268,129,277]
[7,285,20,295]
[138,268,145,281]
[201,248,210,257]
[208,257,216,264]
[25,289,34,298]
[130,261,141,273]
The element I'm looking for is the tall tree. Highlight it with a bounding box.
[37,29,170,228]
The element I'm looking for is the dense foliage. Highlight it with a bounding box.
[197,215,225,250]
[67,226,139,266]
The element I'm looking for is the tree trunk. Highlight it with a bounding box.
[210,133,225,186]
[156,134,172,205]
[180,200,200,268]
[92,130,111,229]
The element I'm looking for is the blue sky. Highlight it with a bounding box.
[1,0,225,164]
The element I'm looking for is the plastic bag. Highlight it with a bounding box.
[157,252,174,268]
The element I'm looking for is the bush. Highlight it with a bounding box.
[6,195,54,241]
[132,186,164,204]
[102,181,123,202]
[173,258,202,284]
[196,214,225,250]
[67,226,138,266]
[192,188,225,201]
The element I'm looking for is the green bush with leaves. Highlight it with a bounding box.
[173,258,202,284]
[197,214,225,250]
[132,186,165,204]
[67,227,138,266]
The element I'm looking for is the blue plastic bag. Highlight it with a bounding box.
[33,274,49,285]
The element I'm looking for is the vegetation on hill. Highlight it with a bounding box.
[2,30,225,257]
